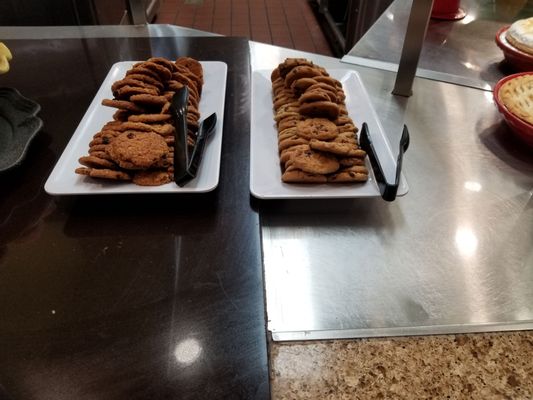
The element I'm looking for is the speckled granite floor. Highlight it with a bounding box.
[270,331,533,399]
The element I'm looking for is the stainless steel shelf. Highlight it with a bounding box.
[343,0,533,90]
[251,43,533,342]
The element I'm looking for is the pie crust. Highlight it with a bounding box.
[506,18,533,55]
[499,74,533,125]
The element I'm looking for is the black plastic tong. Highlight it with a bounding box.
[170,86,217,187]
[359,122,410,202]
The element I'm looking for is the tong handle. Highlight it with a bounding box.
[394,125,410,189]
[174,113,217,187]
[360,122,409,202]
[171,87,191,186]
[188,113,217,177]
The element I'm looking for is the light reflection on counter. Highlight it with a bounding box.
[460,13,476,25]
[464,181,482,192]
[484,90,495,102]
[461,61,481,72]
[174,338,202,365]
[455,226,479,258]
[264,237,315,333]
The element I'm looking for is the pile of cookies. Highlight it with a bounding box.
[75,56,203,186]
[271,58,368,183]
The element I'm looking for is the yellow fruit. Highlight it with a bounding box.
[0,42,12,61]
[0,55,9,74]
[0,43,12,60]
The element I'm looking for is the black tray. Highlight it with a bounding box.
[0,87,42,172]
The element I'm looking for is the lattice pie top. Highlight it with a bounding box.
[499,74,533,126]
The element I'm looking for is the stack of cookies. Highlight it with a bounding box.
[271,58,368,183]
[75,56,203,186]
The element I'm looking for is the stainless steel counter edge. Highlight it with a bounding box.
[0,24,219,39]
[341,54,493,92]
[272,321,533,341]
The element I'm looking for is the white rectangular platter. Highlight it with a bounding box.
[250,68,409,199]
[45,61,227,195]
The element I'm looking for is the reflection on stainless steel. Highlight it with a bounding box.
[174,338,202,364]
[464,181,482,192]
[344,0,533,89]
[454,226,478,258]
[258,53,533,340]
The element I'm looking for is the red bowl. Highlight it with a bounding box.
[495,26,533,72]
[493,72,533,148]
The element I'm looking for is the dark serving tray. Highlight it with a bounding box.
[0,87,43,172]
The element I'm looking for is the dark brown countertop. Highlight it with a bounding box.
[0,36,269,400]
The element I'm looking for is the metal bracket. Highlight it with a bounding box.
[126,0,148,25]
[392,0,434,97]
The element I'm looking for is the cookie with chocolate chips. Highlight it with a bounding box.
[106,131,171,170]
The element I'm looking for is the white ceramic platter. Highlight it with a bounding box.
[250,68,409,199]
[45,61,227,195]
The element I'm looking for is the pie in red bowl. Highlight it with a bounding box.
[493,72,533,148]
[495,26,533,72]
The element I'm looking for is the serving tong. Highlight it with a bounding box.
[170,86,217,187]
[170,86,407,197]
[359,122,410,202]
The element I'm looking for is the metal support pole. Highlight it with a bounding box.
[318,0,328,14]
[344,0,359,53]
[392,0,434,97]
[126,0,147,25]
